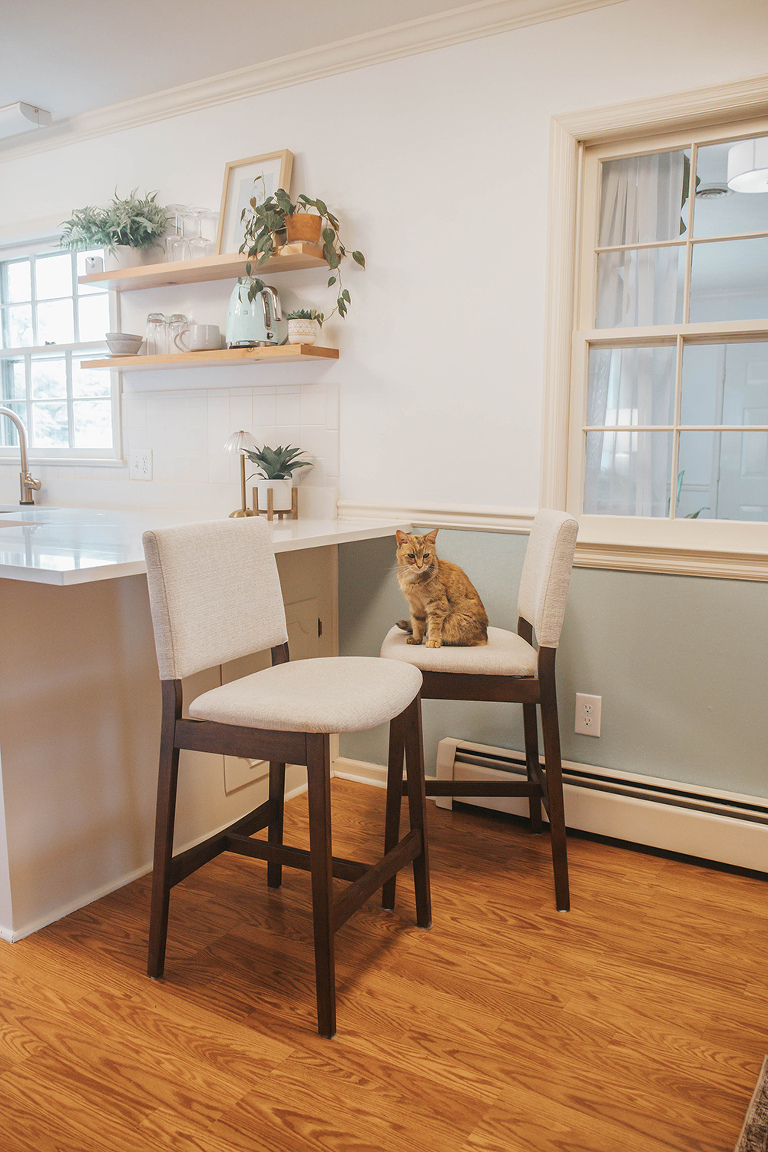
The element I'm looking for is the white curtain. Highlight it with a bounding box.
[587,151,685,516]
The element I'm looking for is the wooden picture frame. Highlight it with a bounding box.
[216,149,294,256]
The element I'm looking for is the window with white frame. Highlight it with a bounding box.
[568,118,768,550]
[0,243,119,460]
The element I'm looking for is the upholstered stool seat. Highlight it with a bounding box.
[189,656,422,732]
[380,625,538,678]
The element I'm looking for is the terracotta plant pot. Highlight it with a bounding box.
[285,214,322,245]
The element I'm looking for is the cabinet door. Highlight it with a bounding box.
[223,597,320,793]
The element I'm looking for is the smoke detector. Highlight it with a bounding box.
[696,183,731,199]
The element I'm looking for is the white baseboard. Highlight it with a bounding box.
[332,751,768,874]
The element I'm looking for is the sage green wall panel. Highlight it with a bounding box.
[339,531,768,799]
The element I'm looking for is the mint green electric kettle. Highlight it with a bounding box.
[226,280,287,347]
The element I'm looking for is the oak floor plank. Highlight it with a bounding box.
[0,778,764,1152]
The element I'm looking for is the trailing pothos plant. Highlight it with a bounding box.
[240,189,365,319]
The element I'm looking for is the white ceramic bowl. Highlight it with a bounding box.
[106,332,143,356]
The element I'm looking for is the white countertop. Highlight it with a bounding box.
[0,505,407,586]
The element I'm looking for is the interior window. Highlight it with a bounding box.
[0,246,116,457]
[578,131,768,524]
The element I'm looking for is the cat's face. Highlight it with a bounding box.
[396,530,439,577]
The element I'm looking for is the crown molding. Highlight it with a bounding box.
[0,0,624,164]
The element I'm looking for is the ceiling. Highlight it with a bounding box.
[1,0,472,123]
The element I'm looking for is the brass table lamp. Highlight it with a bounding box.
[223,430,258,517]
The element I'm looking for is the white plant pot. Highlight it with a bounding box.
[252,478,294,513]
[287,318,319,345]
[104,245,156,271]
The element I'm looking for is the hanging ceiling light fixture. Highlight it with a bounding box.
[727,136,768,193]
[0,101,52,140]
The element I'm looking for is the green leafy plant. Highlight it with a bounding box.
[244,444,312,480]
[286,308,324,326]
[60,189,170,253]
[240,189,365,319]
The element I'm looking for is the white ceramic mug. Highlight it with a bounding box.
[174,323,221,352]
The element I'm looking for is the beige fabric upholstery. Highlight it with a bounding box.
[188,656,422,733]
[380,625,537,677]
[516,510,578,649]
[143,518,288,680]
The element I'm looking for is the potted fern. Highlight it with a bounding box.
[245,443,312,516]
[240,189,365,319]
[60,189,170,270]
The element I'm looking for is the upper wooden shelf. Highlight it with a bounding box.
[77,243,327,292]
[86,345,339,372]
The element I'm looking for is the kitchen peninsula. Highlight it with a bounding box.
[0,506,405,941]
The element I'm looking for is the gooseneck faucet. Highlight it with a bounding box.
[0,407,42,505]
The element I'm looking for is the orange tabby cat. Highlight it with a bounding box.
[395,529,488,648]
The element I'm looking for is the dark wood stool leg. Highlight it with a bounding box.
[267,761,286,889]
[403,695,432,929]
[523,701,543,833]
[148,680,182,979]
[381,711,405,910]
[306,733,336,1038]
[539,649,570,912]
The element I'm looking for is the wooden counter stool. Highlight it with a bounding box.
[380,509,578,912]
[142,517,431,1038]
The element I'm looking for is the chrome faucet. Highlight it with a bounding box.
[0,407,42,505]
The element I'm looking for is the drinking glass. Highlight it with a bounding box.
[167,313,189,351]
[145,312,168,356]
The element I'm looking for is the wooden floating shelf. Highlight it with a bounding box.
[86,345,339,372]
[77,243,327,291]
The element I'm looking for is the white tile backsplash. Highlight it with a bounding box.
[118,382,338,509]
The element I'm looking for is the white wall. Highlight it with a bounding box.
[2,0,768,513]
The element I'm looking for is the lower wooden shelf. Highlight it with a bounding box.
[86,345,339,371]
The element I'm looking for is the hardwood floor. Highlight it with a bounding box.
[0,779,765,1151]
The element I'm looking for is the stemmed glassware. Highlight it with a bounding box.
[165,205,190,262]
[185,208,217,259]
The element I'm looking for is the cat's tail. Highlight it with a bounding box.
[395,619,413,633]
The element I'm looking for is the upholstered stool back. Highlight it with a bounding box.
[516,509,578,649]
[143,517,288,680]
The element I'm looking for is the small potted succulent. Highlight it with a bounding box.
[60,189,171,270]
[240,189,365,319]
[245,443,312,515]
[285,308,324,346]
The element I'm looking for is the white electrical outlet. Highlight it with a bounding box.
[575,693,601,737]
[129,449,153,480]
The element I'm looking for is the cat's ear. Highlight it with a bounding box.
[425,529,439,543]
[396,530,409,546]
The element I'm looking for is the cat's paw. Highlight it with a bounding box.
[406,636,422,645]
[425,640,442,648]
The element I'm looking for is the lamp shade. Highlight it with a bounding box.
[222,429,257,455]
[0,102,52,140]
[727,137,768,193]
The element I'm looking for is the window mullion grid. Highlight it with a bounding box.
[66,350,75,448]
[669,334,684,521]
[29,255,39,348]
[71,251,80,343]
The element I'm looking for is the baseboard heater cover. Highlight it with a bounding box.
[435,737,768,873]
